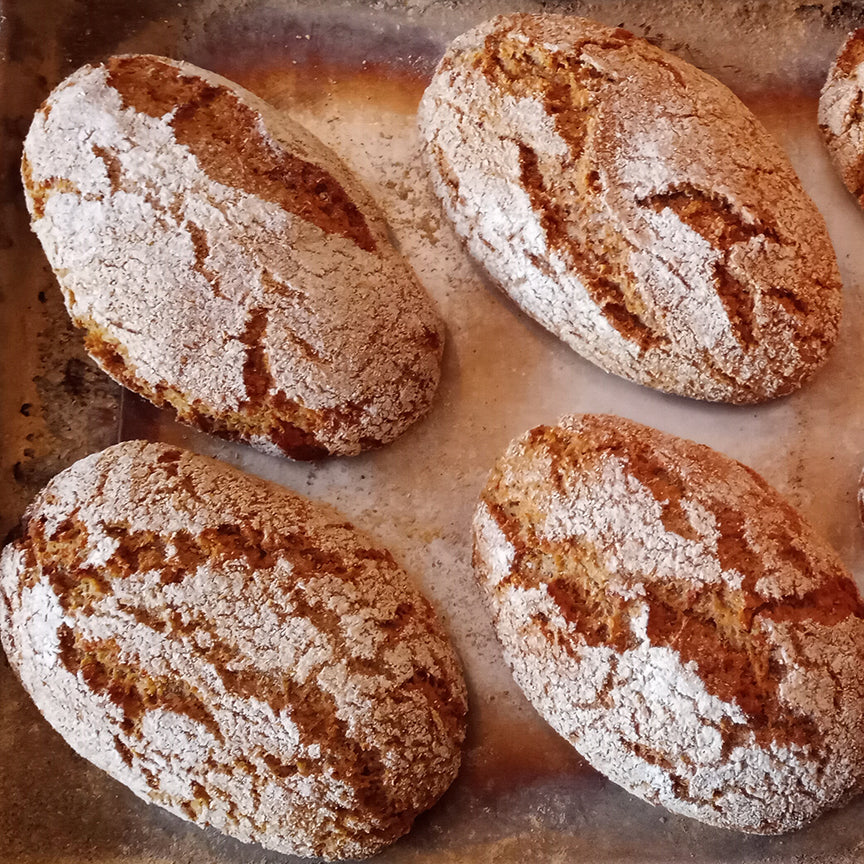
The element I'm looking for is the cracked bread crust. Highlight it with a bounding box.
[473,413,864,834]
[0,441,467,860]
[419,14,841,403]
[819,29,864,208]
[21,55,444,458]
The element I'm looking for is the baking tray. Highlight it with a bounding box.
[3,0,864,861]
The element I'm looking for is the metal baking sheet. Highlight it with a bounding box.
[3,1,864,861]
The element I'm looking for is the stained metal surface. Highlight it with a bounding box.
[2,1,864,862]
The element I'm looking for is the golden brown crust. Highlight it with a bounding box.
[0,441,467,859]
[474,414,864,833]
[23,55,444,458]
[420,14,842,403]
[820,29,864,207]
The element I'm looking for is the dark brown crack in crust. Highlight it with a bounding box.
[1,442,467,859]
[643,186,786,350]
[21,153,83,220]
[835,27,864,77]
[477,29,665,351]
[80,317,339,460]
[106,55,378,254]
[474,413,864,833]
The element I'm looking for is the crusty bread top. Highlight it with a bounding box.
[819,29,864,206]
[0,440,467,859]
[22,55,443,456]
[419,15,842,403]
[474,414,864,832]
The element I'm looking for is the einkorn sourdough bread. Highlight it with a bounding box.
[473,414,864,833]
[819,29,864,207]
[22,55,444,458]
[419,15,841,403]
[0,441,467,860]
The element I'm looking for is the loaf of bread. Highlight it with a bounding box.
[0,441,467,860]
[419,14,841,403]
[473,414,864,833]
[22,55,444,458]
[819,29,864,207]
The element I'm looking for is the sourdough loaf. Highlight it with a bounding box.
[0,441,467,859]
[473,414,864,833]
[819,29,864,207]
[419,14,841,403]
[22,55,444,458]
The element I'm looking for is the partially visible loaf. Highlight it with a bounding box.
[474,414,864,833]
[819,29,864,207]
[22,55,444,458]
[857,463,864,528]
[0,441,467,860]
[419,14,841,403]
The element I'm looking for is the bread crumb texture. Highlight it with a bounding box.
[21,55,444,458]
[419,14,841,403]
[473,413,864,834]
[819,29,864,207]
[0,440,467,860]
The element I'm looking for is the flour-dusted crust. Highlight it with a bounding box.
[22,55,444,458]
[857,463,864,529]
[0,441,467,860]
[819,29,864,207]
[473,414,864,833]
[419,14,841,404]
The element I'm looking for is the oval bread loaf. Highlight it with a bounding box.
[473,414,864,833]
[419,14,841,403]
[22,55,444,458]
[0,441,467,860]
[819,29,864,207]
